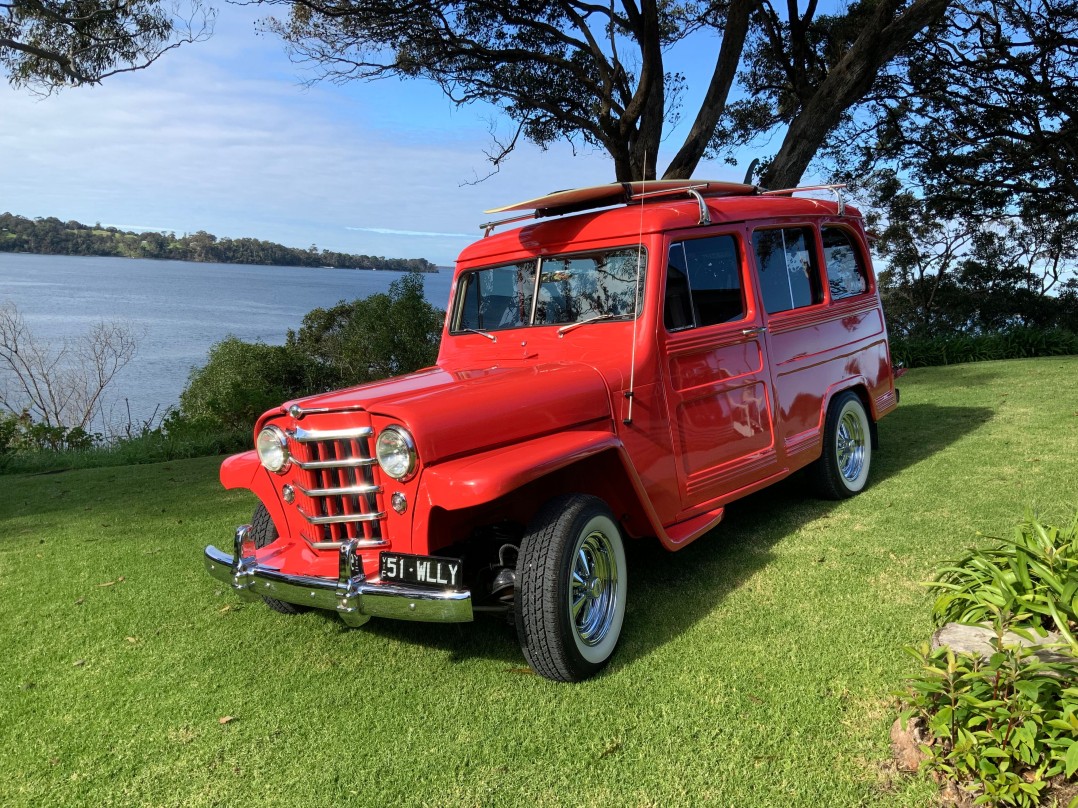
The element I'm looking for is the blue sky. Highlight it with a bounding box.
[0,4,797,266]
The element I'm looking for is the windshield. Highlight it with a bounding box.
[453,247,646,333]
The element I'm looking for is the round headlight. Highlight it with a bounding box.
[376,425,417,480]
[256,425,290,473]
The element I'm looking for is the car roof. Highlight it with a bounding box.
[458,186,862,267]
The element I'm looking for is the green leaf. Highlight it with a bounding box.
[1066,741,1078,778]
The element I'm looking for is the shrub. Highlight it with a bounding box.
[902,638,1078,807]
[0,410,99,457]
[178,338,307,432]
[900,513,1078,806]
[890,327,1078,369]
[286,271,442,388]
[178,271,444,432]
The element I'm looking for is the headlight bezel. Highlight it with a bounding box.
[376,425,418,481]
[256,425,291,474]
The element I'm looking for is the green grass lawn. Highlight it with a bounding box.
[2,357,1076,807]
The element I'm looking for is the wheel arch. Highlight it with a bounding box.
[423,445,658,553]
[823,381,879,450]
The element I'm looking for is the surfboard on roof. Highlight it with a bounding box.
[484,179,757,218]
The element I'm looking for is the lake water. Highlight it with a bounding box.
[0,253,454,428]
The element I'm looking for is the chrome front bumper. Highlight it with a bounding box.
[204,525,473,626]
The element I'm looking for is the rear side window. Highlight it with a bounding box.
[664,235,745,330]
[752,228,823,314]
[821,227,869,299]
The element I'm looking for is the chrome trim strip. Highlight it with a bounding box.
[293,456,378,470]
[287,403,367,419]
[288,426,374,443]
[297,506,386,525]
[204,541,473,624]
[299,482,382,498]
[307,539,389,550]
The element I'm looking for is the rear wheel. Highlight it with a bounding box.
[810,391,872,499]
[515,494,627,682]
[249,503,305,615]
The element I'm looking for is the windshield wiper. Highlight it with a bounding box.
[557,313,631,335]
[460,327,497,342]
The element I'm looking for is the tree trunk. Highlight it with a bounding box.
[662,0,754,180]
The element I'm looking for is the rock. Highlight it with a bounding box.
[890,716,929,773]
[931,622,1075,666]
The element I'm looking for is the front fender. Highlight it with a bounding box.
[220,450,261,490]
[219,450,286,530]
[421,430,622,511]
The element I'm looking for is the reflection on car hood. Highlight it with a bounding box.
[280,362,613,463]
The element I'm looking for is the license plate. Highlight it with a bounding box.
[380,552,464,590]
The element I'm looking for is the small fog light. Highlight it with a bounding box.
[282,484,295,504]
[391,492,408,514]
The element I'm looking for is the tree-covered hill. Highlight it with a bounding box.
[0,212,437,272]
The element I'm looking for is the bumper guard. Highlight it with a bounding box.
[204,526,473,626]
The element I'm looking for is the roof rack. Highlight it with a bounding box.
[478,180,848,236]
[759,184,847,216]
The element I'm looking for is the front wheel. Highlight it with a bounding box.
[249,503,306,615]
[515,494,627,682]
[810,391,873,499]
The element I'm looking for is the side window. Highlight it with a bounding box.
[822,227,869,299]
[664,235,745,330]
[752,227,823,314]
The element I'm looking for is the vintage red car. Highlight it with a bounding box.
[204,179,898,682]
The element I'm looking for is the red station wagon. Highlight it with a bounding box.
[204,180,899,682]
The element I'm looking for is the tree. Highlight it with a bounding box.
[837,0,1077,227]
[259,0,950,185]
[825,0,1078,337]
[1,0,215,91]
[0,301,139,431]
[287,271,442,388]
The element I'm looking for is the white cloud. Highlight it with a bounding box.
[347,227,473,238]
[0,3,749,264]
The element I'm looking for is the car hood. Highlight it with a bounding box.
[280,361,614,464]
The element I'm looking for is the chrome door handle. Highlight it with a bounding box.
[741,326,767,336]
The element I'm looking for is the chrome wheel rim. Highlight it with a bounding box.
[569,530,619,647]
[837,409,866,483]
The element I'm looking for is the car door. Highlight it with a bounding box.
[660,230,779,513]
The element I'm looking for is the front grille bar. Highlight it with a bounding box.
[294,456,378,470]
[298,482,382,498]
[289,426,373,443]
[297,505,386,526]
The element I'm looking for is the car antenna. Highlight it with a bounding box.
[624,167,648,426]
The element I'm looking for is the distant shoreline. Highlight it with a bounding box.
[0,250,441,272]
[0,212,439,273]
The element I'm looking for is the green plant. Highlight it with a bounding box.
[927,514,1078,644]
[902,632,1078,807]
[0,410,99,459]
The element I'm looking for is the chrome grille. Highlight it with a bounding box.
[287,424,387,548]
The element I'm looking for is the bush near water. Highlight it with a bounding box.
[0,273,442,473]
